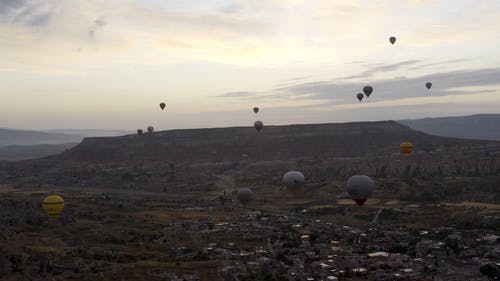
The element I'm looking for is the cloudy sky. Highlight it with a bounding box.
[1,0,500,130]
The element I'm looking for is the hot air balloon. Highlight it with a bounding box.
[43,195,64,221]
[389,36,396,44]
[147,126,154,133]
[283,171,305,196]
[159,102,166,110]
[363,86,373,97]
[357,93,364,102]
[400,142,413,157]
[137,129,143,135]
[346,175,374,207]
[253,107,259,114]
[425,82,432,90]
[237,188,254,206]
[254,120,263,132]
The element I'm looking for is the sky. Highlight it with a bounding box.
[1,0,500,130]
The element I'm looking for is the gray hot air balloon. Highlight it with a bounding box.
[389,36,396,44]
[283,171,305,195]
[147,126,154,133]
[254,120,263,132]
[346,175,374,207]
[237,188,254,206]
[253,107,259,114]
[363,86,373,97]
[425,82,432,90]
[137,129,143,135]
[357,93,364,102]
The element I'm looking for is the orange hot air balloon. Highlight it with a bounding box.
[400,142,413,157]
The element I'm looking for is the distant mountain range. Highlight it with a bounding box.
[398,114,500,141]
[42,129,132,138]
[0,128,132,148]
[0,129,82,148]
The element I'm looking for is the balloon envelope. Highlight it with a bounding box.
[283,171,305,195]
[253,107,259,114]
[147,126,154,133]
[254,120,263,132]
[237,188,254,206]
[346,175,374,207]
[357,93,364,102]
[389,36,396,44]
[425,82,432,90]
[363,86,373,97]
[160,102,166,110]
[137,129,143,135]
[43,195,64,220]
[400,142,414,157]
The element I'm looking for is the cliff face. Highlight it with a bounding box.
[0,121,499,201]
[55,121,496,163]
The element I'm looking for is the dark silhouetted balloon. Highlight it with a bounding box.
[357,93,364,102]
[253,107,259,114]
[237,188,254,206]
[400,142,413,157]
[137,129,143,135]
[254,120,263,132]
[346,175,374,207]
[389,36,396,44]
[363,86,373,97]
[160,102,166,110]
[425,82,432,90]
[147,126,154,133]
[283,171,305,195]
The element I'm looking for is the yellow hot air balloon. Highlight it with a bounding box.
[43,195,65,221]
[400,142,413,157]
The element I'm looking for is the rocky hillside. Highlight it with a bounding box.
[55,121,497,163]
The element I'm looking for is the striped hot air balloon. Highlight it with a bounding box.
[42,195,65,221]
[400,142,414,157]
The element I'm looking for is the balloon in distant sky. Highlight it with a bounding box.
[137,129,143,135]
[43,195,64,221]
[283,171,305,195]
[253,107,259,114]
[363,86,373,97]
[346,175,374,207]
[400,142,413,157]
[425,82,432,90]
[357,93,364,102]
[254,120,263,132]
[389,36,396,44]
[159,102,166,110]
[237,188,254,206]
[147,126,154,133]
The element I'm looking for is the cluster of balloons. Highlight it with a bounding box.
[356,37,433,102]
[236,171,375,208]
[136,102,167,135]
[357,86,373,102]
[252,107,264,132]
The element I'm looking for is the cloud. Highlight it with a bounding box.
[222,67,500,110]
[0,0,55,27]
[339,60,422,80]
[215,91,258,98]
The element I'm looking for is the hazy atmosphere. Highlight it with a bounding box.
[2,0,500,130]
